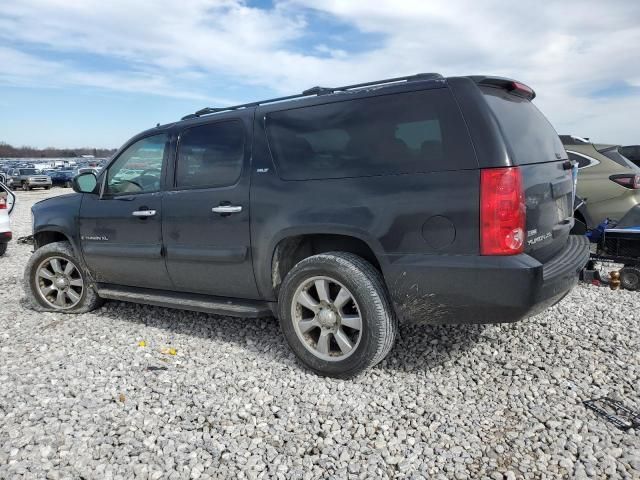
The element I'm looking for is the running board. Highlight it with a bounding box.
[96,284,273,318]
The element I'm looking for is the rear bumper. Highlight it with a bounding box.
[617,204,640,228]
[384,235,590,325]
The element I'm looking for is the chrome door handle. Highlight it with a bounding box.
[132,210,157,217]
[212,205,242,214]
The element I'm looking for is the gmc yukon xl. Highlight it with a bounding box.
[25,74,589,377]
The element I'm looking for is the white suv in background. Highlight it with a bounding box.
[0,182,16,256]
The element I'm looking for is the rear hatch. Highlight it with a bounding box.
[481,84,574,263]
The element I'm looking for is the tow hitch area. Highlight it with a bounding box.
[584,398,640,431]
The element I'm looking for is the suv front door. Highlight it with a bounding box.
[162,118,260,299]
[79,133,173,289]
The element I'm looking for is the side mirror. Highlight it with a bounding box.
[72,172,98,194]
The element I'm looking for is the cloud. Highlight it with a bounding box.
[0,0,639,143]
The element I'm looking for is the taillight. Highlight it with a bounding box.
[0,196,6,209]
[480,167,526,255]
[610,174,640,189]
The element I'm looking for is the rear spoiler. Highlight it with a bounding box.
[594,144,620,154]
[469,75,536,100]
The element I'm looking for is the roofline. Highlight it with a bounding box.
[181,73,444,121]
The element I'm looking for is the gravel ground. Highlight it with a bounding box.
[1,189,638,480]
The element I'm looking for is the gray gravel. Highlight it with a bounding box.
[1,189,639,479]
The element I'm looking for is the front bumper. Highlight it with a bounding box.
[384,235,590,325]
[27,180,52,187]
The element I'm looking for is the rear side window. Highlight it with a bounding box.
[265,88,474,180]
[481,87,566,165]
[567,151,599,170]
[176,121,244,189]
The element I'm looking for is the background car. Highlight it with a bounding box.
[0,182,16,256]
[619,145,640,168]
[8,167,52,191]
[561,136,640,229]
[49,170,76,188]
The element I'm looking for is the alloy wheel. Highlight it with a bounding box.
[291,276,362,361]
[35,256,84,309]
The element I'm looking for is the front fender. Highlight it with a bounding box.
[32,192,84,265]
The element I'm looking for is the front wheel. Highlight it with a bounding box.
[22,183,30,191]
[24,241,103,313]
[278,252,397,378]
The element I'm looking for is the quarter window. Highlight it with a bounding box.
[176,121,244,189]
[265,88,474,180]
[106,134,167,195]
[567,151,598,170]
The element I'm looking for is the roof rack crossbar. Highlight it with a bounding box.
[182,72,443,120]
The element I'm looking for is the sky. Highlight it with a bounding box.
[1,0,639,149]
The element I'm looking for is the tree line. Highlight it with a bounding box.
[0,142,117,158]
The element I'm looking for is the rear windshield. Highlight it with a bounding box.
[265,88,476,180]
[481,86,566,165]
[602,149,640,172]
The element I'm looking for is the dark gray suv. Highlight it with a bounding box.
[25,74,589,377]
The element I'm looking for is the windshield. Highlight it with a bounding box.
[481,86,566,164]
[19,168,37,175]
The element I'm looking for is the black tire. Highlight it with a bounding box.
[24,241,103,313]
[620,266,640,291]
[44,186,51,190]
[278,252,397,378]
[0,243,7,256]
[65,181,72,188]
[22,183,30,191]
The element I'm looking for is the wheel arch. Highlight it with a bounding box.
[33,227,88,270]
[269,231,385,297]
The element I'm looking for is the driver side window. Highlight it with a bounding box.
[106,134,167,195]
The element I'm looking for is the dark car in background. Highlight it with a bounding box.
[25,73,589,377]
[48,170,76,188]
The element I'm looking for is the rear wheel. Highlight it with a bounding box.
[278,252,397,378]
[24,241,103,313]
[620,266,640,291]
[0,243,7,256]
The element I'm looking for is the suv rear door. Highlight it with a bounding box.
[162,117,260,299]
[79,133,173,289]
[480,85,574,263]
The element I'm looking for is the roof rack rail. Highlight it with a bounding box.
[181,72,443,120]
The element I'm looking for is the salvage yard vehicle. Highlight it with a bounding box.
[0,182,16,256]
[561,136,640,230]
[8,168,52,191]
[48,170,76,188]
[24,73,589,377]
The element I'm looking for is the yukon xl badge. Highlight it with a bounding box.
[81,235,109,241]
[527,231,552,246]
